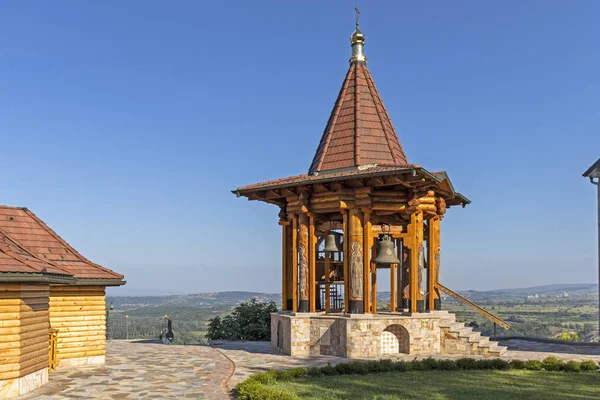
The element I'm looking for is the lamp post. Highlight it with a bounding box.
[125,314,129,340]
[583,159,600,337]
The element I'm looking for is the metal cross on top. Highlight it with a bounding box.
[355,3,360,29]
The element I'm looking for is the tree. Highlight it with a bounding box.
[206,299,277,341]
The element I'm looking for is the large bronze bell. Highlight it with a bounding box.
[323,232,341,253]
[374,235,400,265]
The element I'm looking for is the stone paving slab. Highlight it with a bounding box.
[18,341,233,400]
[17,339,600,399]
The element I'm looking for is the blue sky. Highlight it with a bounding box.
[1,1,598,296]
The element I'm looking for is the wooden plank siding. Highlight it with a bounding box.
[0,284,50,380]
[49,286,106,362]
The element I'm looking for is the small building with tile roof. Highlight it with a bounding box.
[0,205,124,398]
[234,11,509,359]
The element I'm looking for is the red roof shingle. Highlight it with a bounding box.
[0,206,123,281]
[309,62,409,174]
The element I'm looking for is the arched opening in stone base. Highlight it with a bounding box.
[381,324,410,354]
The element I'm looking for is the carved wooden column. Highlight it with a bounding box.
[298,213,310,312]
[409,210,424,313]
[308,214,317,312]
[281,222,288,310]
[285,223,293,310]
[362,211,371,314]
[400,238,410,311]
[342,210,349,312]
[291,215,298,312]
[348,208,364,313]
[427,216,441,311]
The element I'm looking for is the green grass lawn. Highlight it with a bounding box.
[269,370,600,400]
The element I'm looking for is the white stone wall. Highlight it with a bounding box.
[0,368,48,398]
[272,312,443,359]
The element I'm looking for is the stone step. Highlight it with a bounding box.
[441,321,464,330]
[454,327,474,337]
[465,332,482,343]
[476,336,490,346]
[488,344,508,356]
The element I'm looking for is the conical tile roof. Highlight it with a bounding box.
[309,61,409,175]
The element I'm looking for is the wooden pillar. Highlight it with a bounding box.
[298,213,310,312]
[342,210,349,312]
[325,241,331,312]
[348,208,364,313]
[400,237,410,311]
[286,223,293,310]
[409,211,424,313]
[309,214,317,312]
[281,223,287,310]
[427,216,441,311]
[390,261,396,312]
[291,215,298,312]
[363,211,371,314]
[396,239,401,310]
[371,236,377,314]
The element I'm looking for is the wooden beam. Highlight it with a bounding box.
[390,261,396,312]
[292,215,298,312]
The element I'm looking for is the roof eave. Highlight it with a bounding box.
[583,158,600,178]
[74,278,127,287]
[0,272,74,285]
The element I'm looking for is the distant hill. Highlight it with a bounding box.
[107,284,597,311]
[108,291,280,311]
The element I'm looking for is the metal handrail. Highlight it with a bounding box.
[434,282,510,330]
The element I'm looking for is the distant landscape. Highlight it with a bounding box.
[106,284,599,345]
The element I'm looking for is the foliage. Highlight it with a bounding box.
[235,357,600,400]
[558,332,579,341]
[206,298,277,341]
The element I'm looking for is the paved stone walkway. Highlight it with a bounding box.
[18,341,233,400]
[18,339,600,399]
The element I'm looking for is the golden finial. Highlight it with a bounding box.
[350,3,366,63]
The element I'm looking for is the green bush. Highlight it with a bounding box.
[236,380,297,400]
[206,298,277,341]
[276,368,307,381]
[580,360,597,372]
[236,357,600,399]
[525,360,543,370]
[542,356,563,371]
[456,358,479,370]
[563,360,581,372]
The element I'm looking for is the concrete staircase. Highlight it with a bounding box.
[432,311,508,357]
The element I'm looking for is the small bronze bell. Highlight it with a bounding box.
[374,235,400,265]
[323,232,341,253]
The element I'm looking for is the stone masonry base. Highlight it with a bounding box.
[57,355,106,368]
[271,310,506,359]
[0,368,48,398]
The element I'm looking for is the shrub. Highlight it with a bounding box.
[456,358,479,370]
[320,365,339,376]
[236,380,297,400]
[563,361,581,372]
[276,368,307,381]
[436,360,459,371]
[542,357,563,372]
[525,360,543,370]
[307,367,321,377]
[509,360,526,370]
[580,360,597,372]
[206,298,277,341]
